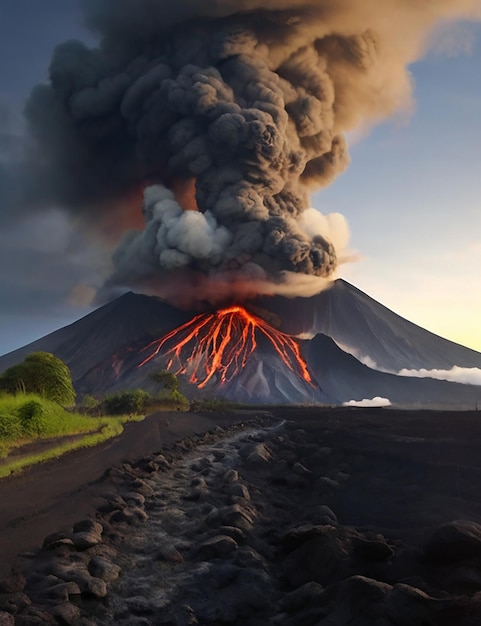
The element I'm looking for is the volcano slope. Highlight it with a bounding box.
[3,406,481,625]
[1,281,481,408]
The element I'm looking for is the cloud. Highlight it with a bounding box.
[398,366,481,386]
[343,396,391,407]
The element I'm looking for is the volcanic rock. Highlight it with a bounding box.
[0,613,14,626]
[196,535,238,560]
[423,520,481,563]
[88,557,121,583]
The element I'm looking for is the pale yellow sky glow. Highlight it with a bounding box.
[341,239,481,353]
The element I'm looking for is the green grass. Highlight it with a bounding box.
[0,392,145,477]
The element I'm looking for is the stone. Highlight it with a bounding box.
[42,533,74,551]
[14,605,57,625]
[206,504,255,531]
[424,520,481,563]
[88,556,121,583]
[317,476,340,489]
[322,576,392,624]
[0,591,31,614]
[185,476,209,499]
[72,520,103,536]
[316,505,338,523]
[283,525,353,587]
[129,478,154,497]
[223,469,239,483]
[85,577,108,598]
[385,583,435,626]
[72,530,101,550]
[51,602,82,625]
[233,547,266,570]
[240,443,272,465]
[124,492,146,507]
[191,457,211,472]
[229,483,251,501]
[42,581,81,601]
[279,581,324,613]
[208,526,245,544]
[156,544,185,564]
[353,536,395,562]
[196,535,238,559]
[293,462,313,477]
[0,612,14,626]
[70,520,103,550]
[109,506,148,525]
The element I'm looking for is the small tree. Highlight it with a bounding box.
[150,370,179,392]
[0,352,76,406]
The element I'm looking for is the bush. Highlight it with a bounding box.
[101,390,152,415]
[150,370,179,392]
[0,352,76,406]
[81,395,98,409]
[17,400,49,436]
[168,389,190,410]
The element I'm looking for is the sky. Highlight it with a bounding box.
[0,0,480,355]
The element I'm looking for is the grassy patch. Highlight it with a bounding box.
[0,419,144,478]
[0,392,145,476]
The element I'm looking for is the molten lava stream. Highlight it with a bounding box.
[138,306,313,389]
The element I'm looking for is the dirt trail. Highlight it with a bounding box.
[0,409,254,578]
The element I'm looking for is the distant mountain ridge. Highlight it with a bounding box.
[0,280,480,408]
[264,279,481,372]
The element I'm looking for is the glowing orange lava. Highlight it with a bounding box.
[138,306,313,389]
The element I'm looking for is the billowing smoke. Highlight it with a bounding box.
[21,0,481,303]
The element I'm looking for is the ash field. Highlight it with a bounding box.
[2,407,481,625]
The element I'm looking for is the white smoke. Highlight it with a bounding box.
[398,366,481,386]
[343,396,392,407]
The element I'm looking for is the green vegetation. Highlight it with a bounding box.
[100,386,189,415]
[0,364,195,478]
[0,352,76,406]
[189,397,243,412]
[0,392,143,476]
[150,369,180,392]
[101,389,152,415]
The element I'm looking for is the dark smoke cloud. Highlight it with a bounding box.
[16,0,481,301]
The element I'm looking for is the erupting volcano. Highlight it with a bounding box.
[138,306,313,389]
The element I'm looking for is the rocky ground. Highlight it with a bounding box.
[2,407,481,625]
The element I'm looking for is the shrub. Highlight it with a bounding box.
[81,394,98,409]
[150,370,179,392]
[17,400,49,436]
[101,389,152,415]
[168,389,190,410]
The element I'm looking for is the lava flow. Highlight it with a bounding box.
[138,306,313,389]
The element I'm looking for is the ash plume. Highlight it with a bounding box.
[20,0,481,302]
